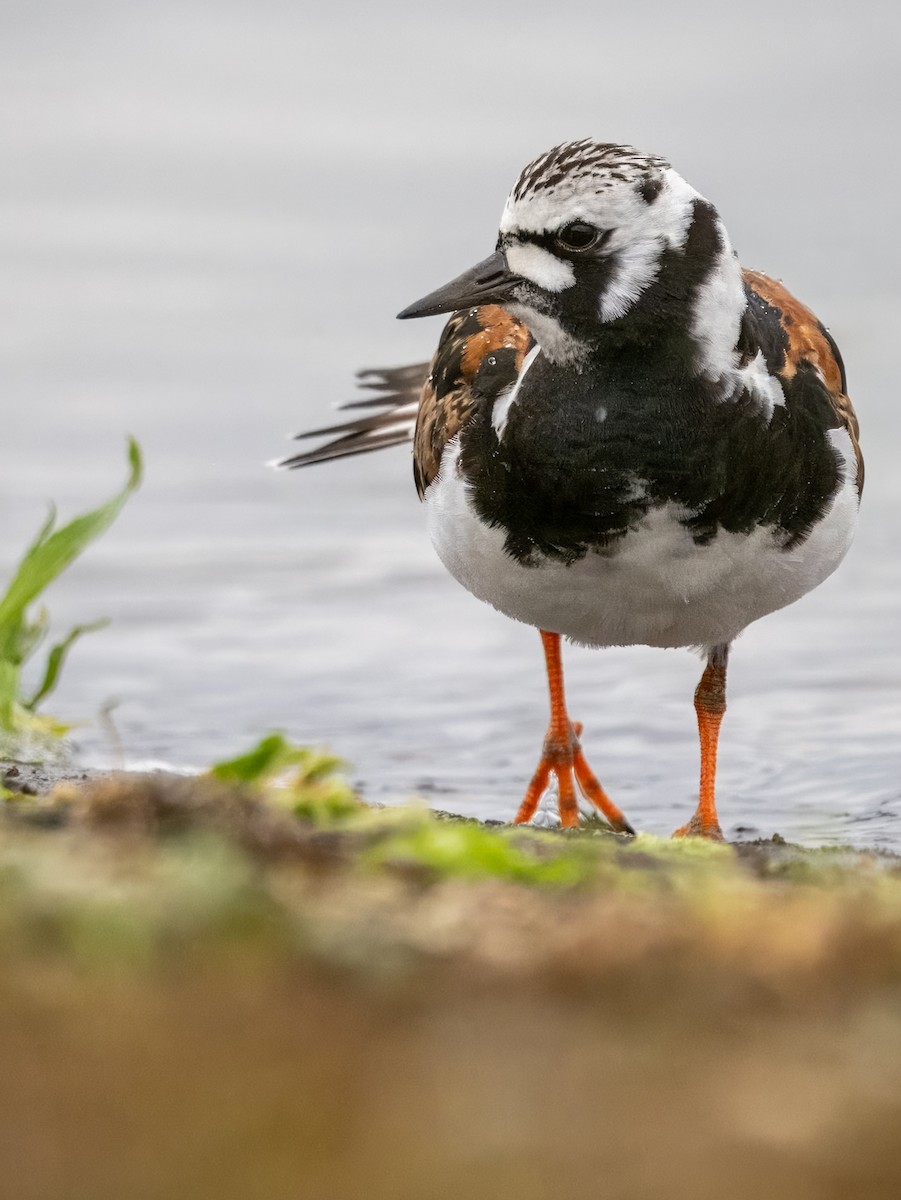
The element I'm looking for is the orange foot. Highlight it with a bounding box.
[514,719,634,833]
[672,812,725,841]
[511,630,633,834]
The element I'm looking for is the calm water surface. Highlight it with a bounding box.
[3,2,900,847]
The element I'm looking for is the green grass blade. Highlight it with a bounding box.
[0,439,142,630]
[23,619,110,712]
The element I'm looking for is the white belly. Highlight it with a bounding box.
[425,432,859,650]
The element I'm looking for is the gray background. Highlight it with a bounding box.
[3,0,900,843]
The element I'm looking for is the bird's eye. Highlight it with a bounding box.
[554,221,600,252]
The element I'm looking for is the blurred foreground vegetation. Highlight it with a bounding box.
[3,756,901,1200]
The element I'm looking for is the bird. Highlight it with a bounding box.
[281,140,863,841]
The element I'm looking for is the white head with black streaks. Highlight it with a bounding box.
[399,140,747,379]
[496,140,729,364]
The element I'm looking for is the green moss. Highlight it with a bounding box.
[361,809,604,885]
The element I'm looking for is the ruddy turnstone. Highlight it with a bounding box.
[283,140,863,840]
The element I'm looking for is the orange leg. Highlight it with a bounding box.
[514,630,634,834]
[673,644,729,841]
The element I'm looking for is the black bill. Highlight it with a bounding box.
[397,251,518,320]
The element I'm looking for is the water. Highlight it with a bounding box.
[3,1,901,847]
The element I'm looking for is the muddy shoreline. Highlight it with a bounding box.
[4,762,901,1200]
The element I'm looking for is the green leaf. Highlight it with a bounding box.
[209,734,362,825]
[209,733,308,786]
[23,619,110,712]
[0,438,142,632]
[0,438,142,744]
[12,607,50,667]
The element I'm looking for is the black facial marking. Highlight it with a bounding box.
[513,227,614,261]
[587,199,724,350]
[639,176,663,204]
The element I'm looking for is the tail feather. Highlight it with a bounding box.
[278,362,428,470]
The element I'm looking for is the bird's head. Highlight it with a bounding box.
[399,140,727,366]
